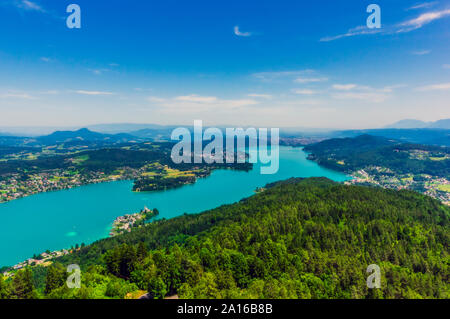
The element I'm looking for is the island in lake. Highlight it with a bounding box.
[0,134,252,203]
[110,207,159,237]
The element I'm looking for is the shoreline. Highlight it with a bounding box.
[0,147,348,269]
[2,206,160,276]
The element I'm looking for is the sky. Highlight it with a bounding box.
[0,0,449,129]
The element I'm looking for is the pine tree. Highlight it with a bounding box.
[45,263,66,295]
[11,268,37,299]
[0,274,10,299]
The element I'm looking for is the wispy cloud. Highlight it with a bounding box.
[332,84,358,90]
[292,89,318,95]
[175,95,219,103]
[294,77,328,84]
[8,0,64,20]
[0,91,37,100]
[234,26,252,37]
[417,82,450,91]
[40,57,51,62]
[321,8,450,41]
[397,9,450,33]
[411,50,431,55]
[320,26,381,42]
[15,0,45,12]
[147,96,166,103]
[75,90,115,96]
[331,84,403,103]
[39,90,59,95]
[332,91,388,103]
[87,68,112,76]
[252,69,316,82]
[443,64,450,69]
[248,93,272,99]
[406,2,438,11]
[147,94,258,113]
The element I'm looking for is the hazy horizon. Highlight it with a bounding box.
[1,118,450,137]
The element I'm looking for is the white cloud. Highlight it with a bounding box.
[248,93,272,99]
[0,92,36,100]
[332,84,358,91]
[292,89,317,95]
[88,68,111,75]
[282,99,324,106]
[39,90,59,95]
[412,50,431,55]
[294,77,328,84]
[380,84,407,92]
[443,64,450,69]
[417,82,450,91]
[320,26,381,42]
[330,84,404,103]
[175,94,218,103]
[16,0,45,12]
[147,96,166,103]
[40,57,51,62]
[9,1,64,20]
[234,26,251,37]
[321,9,450,41]
[75,90,114,96]
[332,92,388,103]
[147,94,258,113]
[407,2,438,10]
[252,69,316,82]
[397,9,450,33]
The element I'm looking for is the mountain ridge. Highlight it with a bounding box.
[386,118,450,129]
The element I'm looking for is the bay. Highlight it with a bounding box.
[0,147,349,267]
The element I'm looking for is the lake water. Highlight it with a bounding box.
[0,147,349,267]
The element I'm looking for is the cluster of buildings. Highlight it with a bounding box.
[0,168,138,203]
[110,207,154,237]
[424,178,450,206]
[346,167,450,206]
[3,249,71,278]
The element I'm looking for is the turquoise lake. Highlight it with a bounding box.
[0,147,349,267]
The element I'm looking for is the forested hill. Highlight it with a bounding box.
[2,177,445,299]
[304,135,450,178]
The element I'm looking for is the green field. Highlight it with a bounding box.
[437,184,450,192]
[429,156,449,161]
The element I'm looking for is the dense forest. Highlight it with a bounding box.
[0,142,252,178]
[1,177,448,299]
[304,135,450,178]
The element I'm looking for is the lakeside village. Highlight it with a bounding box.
[109,207,159,237]
[2,207,159,279]
[0,167,142,203]
[345,166,450,206]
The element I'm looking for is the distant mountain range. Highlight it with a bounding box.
[36,128,138,145]
[86,123,177,134]
[1,120,450,148]
[385,119,450,129]
[335,129,450,147]
[0,128,145,147]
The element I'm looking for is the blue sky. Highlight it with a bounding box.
[0,0,449,129]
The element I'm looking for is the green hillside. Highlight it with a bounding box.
[1,178,448,299]
[304,135,450,178]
